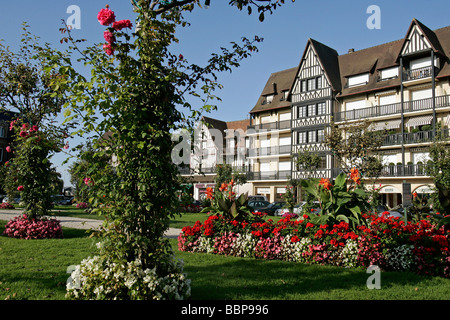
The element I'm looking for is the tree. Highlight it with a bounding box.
[325,120,384,182]
[427,127,450,216]
[48,0,294,299]
[0,25,73,219]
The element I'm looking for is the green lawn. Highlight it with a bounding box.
[1,218,450,300]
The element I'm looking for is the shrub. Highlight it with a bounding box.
[76,202,89,209]
[3,214,63,239]
[66,249,191,300]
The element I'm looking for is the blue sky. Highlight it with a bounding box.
[0,0,449,186]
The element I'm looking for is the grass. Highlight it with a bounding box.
[1,213,450,300]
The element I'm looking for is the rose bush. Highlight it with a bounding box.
[179,211,450,277]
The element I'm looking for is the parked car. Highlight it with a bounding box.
[248,195,268,202]
[248,200,270,213]
[275,202,306,216]
[258,201,286,216]
[376,205,402,218]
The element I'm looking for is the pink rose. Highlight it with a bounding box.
[17,185,24,192]
[97,8,116,26]
[104,30,116,44]
[6,146,11,153]
[63,142,69,150]
[103,44,115,56]
[19,131,28,138]
[112,19,132,31]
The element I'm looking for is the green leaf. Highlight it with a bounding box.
[335,172,347,188]
[336,214,349,223]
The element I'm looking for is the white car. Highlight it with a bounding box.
[275,202,306,216]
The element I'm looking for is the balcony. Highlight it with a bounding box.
[248,145,291,157]
[332,163,429,179]
[247,170,291,181]
[382,128,449,146]
[247,119,290,132]
[334,94,450,122]
[404,66,436,82]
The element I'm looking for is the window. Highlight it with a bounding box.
[298,106,307,118]
[307,104,316,117]
[307,78,316,91]
[281,90,289,101]
[308,131,316,143]
[301,80,307,92]
[297,131,306,144]
[263,94,274,104]
[316,77,322,89]
[317,129,325,142]
[379,67,398,80]
[347,73,369,87]
[0,127,5,138]
[317,102,326,115]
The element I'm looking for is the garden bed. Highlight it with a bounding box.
[178,212,450,278]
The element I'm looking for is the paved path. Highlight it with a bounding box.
[0,209,182,239]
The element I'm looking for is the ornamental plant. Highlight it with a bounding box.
[41,0,290,299]
[201,180,253,221]
[3,214,63,239]
[300,169,370,230]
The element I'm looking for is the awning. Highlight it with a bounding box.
[371,119,401,131]
[405,115,433,127]
[379,186,401,194]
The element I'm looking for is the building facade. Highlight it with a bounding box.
[247,67,296,202]
[177,19,450,208]
[179,116,251,201]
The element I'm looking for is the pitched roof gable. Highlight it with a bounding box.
[249,67,297,114]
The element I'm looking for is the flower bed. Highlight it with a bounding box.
[178,212,450,278]
[3,214,63,239]
[0,202,15,209]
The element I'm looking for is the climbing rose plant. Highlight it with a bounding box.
[43,0,273,299]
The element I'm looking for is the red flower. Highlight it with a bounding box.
[97,8,116,26]
[103,44,114,56]
[19,131,28,138]
[17,185,24,192]
[6,146,11,153]
[112,19,132,31]
[104,30,116,44]
[350,167,361,184]
[319,178,332,190]
[29,125,39,132]
[205,187,214,200]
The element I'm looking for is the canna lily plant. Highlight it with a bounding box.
[201,180,253,221]
[300,168,369,230]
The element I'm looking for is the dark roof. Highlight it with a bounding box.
[249,67,297,114]
[250,19,450,108]
[309,38,341,91]
[337,19,450,98]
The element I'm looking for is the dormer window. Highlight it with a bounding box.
[379,67,398,81]
[347,73,369,87]
[280,90,289,101]
[262,94,274,105]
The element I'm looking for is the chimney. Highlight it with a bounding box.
[348,48,355,53]
[272,82,277,94]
